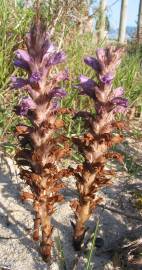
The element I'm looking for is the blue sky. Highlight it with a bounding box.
[92,0,140,28]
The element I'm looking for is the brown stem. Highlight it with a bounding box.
[72,161,107,249]
[39,203,53,261]
[73,200,91,250]
[33,213,40,241]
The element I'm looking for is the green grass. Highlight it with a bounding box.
[0,8,33,152]
[0,0,34,153]
[114,47,142,105]
[131,190,142,210]
[55,232,67,270]
[54,221,100,270]
[85,218,100,270]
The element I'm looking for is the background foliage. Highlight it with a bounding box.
[0,0,142,154]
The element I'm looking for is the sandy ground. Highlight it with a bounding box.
[0,122,142,270]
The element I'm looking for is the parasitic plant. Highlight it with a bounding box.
[70,47,128,250]
[12,15,72,261]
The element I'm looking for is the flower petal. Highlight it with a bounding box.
[49,51,66,65]
[13,59,30,71]
[84,56,102,72]
[11,77,28,89]
[96,48,106,63]
[42,39,54,55]
[28,72,41,89]
[112,87,124,98]
[112,97,128,113]
[17,96,36,116]
[112,97,128,107]
[46,43,55,54]
[50,98,60,111]
[113,106,128,113]
[15,49,31,63]
[100,73,114,84]
[78,75,97,99]
[49,88,67,99]
[54,69,69,82]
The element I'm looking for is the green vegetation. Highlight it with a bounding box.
[85,218,100,270]
[114,47,142,104]
[0,0,142,151]
[0,0,34,152]
[131,190,142,210]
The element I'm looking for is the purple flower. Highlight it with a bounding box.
[28,72,41,89]
[112,87,124,98]
[113,106,128,113]
[15,49,31,63]
[78,75,97,99]
[13,59,30,71]
[11,77,28,89]
[50,99,60,111]
[84,56,102,72]
[49,88,67,99]
[49,51,66,66]
[112,97,128,113]
[45,43,55,54]
[41,44,55,62]
[112,97,128,107]
[96,48,106,63]
[18,96,36,116]
[41,40,55,56]
[100,73,114,84]
[55,69,69,82]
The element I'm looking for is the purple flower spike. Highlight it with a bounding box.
[11,77,28,89]
[18,96,36,116]
[84,56,102,72]
[15,49,31,63]
[13,59,30,71]
[49,51,66,66]
[100,73,114,84]
[79,75,97,99]
[12,20,71,258]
